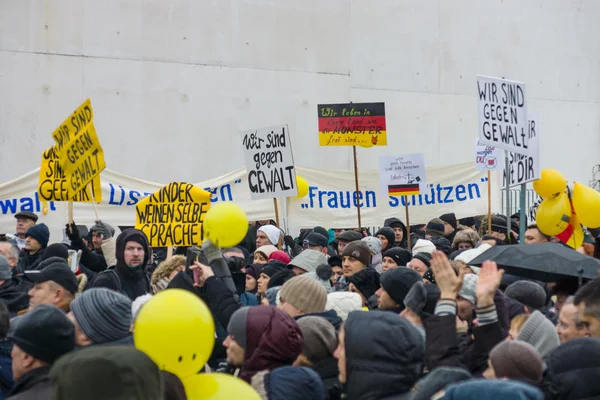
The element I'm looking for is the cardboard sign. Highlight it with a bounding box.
[135,182,211,247]
[50,99,106,198]
[477,76,528,154]
[379,154,426,198]
[241,125,298,200]
[502,112,541,188]
[318,103,387,147]
[475,139,504,171]
[38,146,102,203]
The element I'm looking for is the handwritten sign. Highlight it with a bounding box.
[135,182,211,247]
[241,125,298,200]
[502,112,541,188]
[318,103,387,147]
[50,99,106,199]
[474,139,504,171]
[477,76,528,154]
[38,146,102,202]
[379,154,426,198]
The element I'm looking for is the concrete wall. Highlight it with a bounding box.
[1,0,599,185]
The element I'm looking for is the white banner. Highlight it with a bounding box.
[0,162,501,243]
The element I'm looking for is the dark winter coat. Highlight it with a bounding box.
[296,310,343,332]
[90,230,150,300]
[384,218,408,249]
[66,225,107,273]
[258,366,325,400]
[0,340,13,397]
[6,366,51,400]
[310,357,339,397]
[240,307,303,383]
[15,251,42,274]
[0,279,29,317]
[542,338,600,399]
[344,311,424,400]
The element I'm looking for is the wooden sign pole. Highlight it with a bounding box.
[353,146,362,230]
[273,198,280,228]
[404,196,411,249]
[487,170,492,234]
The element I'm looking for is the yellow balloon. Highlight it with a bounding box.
[296,176,309,198]
[533,169,567,199]
[134,289,215,380]
[566,212,585,249]
[536,194,572,236]
[572,182,600,228]
[183,373,262,400]
[203,202,249,247]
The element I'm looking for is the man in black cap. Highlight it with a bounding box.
[439,213,458,243]
[15,224,49,274]
[12,213,38,252]
[304,232,330,257]
[335,231,362,255]
[90,229,151,300]
[24,261,78,313]
[66,221,113,273]
[7,304,75,399]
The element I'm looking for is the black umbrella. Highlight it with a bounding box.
[469,243,600,282]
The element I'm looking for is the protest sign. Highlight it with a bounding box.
[50,99,106,198]
[477,76,528,154]
[135,182,211,247]
[318,103,387,147]
[502,112,541,188]
[475,139,504,171]
[38,146,102,203]
[379,154,426,198]
[241,125,298,200]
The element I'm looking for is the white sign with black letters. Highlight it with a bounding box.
[502,112,541,188]
[477,75,528,155]
[241,125,298,200]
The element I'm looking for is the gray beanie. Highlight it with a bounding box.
[289,250,327,274]
[517,310,560,358]
[297,316,337,362]
[227,307,250,349]
[505,281,547,311]
[0,255,12,280]
[70,288,132,345]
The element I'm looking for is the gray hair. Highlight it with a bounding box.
[6,244,19,261]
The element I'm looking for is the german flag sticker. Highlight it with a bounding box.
[388,184,420,197]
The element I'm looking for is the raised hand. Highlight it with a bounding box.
[476,260,504,307]
[431,251,464,300]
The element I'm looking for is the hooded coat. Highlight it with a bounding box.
[240,307,304,383]
[252,366,325,400]
[90,230,151,300]
[384,218,408,249]
[344,311,424,399]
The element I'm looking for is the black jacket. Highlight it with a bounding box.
[15,251,43,274]
[311,357,339,398]
[0,279,29,317]
[344,311,424,399]
[6,367,51,400]
[90,230,150,300]
[66,224,107,273]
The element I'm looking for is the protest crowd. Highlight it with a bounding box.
[0,207,598,400]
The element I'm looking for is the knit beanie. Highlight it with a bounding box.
[489,340,543,384]
[382,247,412,267]
[268,269,296,289]
[361,236,382,256]
[517,310,560,358]
[340,241,372,267]
[265,286,281,306]
[325,292,362,321]
[423,268,436,284]
[25,223,50,248]
[262,260,288,278]
[42,243,69,261]
[268,250,291,264]
[452,230,480,249]
[375,227,395,249]
[305,264,332,292]
[255,245,278,259]
[288,249,327,274]
[505,281,547,311]
[297,316,337,362]
[348,267,380,300]
[412,239,436,256]
[70,288,132,345]
[412,252,431,268]
[279,275,327,314]
[439,213,457,230]
[257,225,281,246]
[245,264,263,280]
[426,219,445,238]
[380,268,423,309]
[458,274,479,305]
[227,307,251,349]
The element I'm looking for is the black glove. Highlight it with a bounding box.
[66,222,82,246]
[284,235,296,248]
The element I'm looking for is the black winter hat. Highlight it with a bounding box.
[458,217,476,227]
[305,232,328,248]
[25,261,78,295]
[505,281,547,311]
[349,267,380,300]
[440,213,457,230]
[42,243,69,261]
[412,252,431,268]
[312,227,330,242]
[8,304,74,363]
[328,256,342,268]
[336,231,362,243]
[267,269,296,289]
[262,260,288,278]
[382,248,412,267]
[375,227,395,248]
[404,282,440,316]
[380,268,422,310]
[412,367,472,400]
[426,219,445,238]
[25,223,50,248]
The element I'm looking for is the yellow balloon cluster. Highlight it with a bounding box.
[296,176,309,198]
[203,202,249,248]
[134,289,215,380]
[183,373,261,399]
[536,193,571,236]
[533,169,567,199]
[572,182,600,229]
